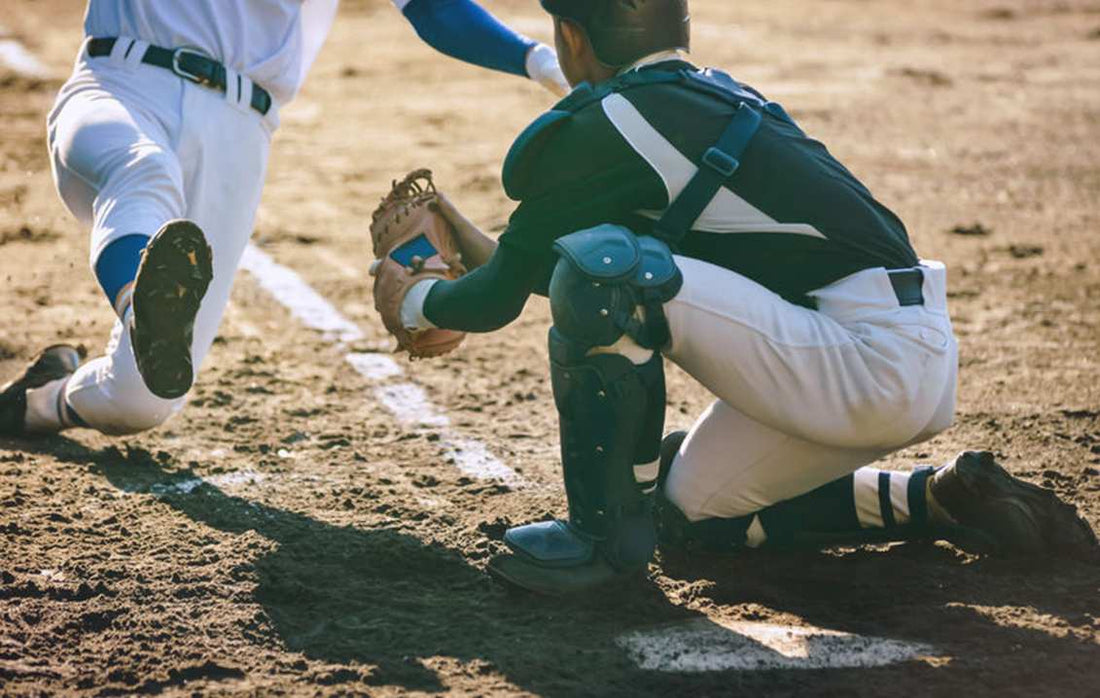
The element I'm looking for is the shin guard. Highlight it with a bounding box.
[551,331,663,570]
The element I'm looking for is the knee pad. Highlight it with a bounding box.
[548,224,682,361]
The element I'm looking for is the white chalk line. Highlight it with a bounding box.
[149,470,266,495]
[0,26,52,78]
[617,618,940,673]
[240,244,522,486]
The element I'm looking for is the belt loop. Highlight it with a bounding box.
[125,40,150,67]
[107,36,131,63]
[223,67,251,114]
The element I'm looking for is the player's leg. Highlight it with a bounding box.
[13,59,271,438]
[170,79,271,378]
[657,403,934,550]
[490,227,681,594]
[657,256,1094,553]
[658,408,1096,554]
[662,255,958,451]
[18,76,199,436]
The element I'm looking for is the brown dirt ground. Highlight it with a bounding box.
[2,0,1100,695]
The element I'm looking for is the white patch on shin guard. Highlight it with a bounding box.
[635,458,660,493]
[587,334,655,365]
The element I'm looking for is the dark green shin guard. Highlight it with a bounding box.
[491,224,678,594]
[493,332,664,594]
[553,339,660,570]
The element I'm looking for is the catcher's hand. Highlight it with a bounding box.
[369,169,467,358]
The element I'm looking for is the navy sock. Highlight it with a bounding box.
[759,466,937,546]
[94,234,149,312]
[677,467,937,549]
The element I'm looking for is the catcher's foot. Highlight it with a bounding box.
[0,345,81,436]
[488,520,645,596]
[930,451,1098,555]
[130,220,212,400]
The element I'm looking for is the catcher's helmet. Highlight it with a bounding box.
[540,0,690,68]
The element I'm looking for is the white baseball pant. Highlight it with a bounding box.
[626,256,958,521]
[46,38,273,435]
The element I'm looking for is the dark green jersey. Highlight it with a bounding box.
[423,61,920,331]
[500,60,918,302]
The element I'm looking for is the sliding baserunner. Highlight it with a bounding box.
[1,0,567,437]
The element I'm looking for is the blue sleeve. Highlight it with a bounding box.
[401,0,535,78]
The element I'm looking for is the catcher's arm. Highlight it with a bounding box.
[407,243,542,334]
[430,193,497,270]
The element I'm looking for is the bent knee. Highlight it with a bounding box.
[67,365,186,436]
[819,388,953,450]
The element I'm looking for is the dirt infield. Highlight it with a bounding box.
[2,0,1099,695]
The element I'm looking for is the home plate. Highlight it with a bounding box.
[616,618,938,672]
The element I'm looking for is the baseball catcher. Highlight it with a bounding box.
[387,0,1097,594]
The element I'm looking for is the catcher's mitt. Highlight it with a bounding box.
[369,169,467,358]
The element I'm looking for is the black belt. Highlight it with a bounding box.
[887,267,925,306]
[87,37,272,116]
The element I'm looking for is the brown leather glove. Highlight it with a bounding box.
[369,169,467,358]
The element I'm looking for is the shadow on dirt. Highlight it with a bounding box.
[11,434,1100,696]
[10,436,697,694]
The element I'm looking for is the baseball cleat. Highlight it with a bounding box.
[488,548,628,597]
[488,518,651,596]
[0,345,81,436]
[129,219,213,400]
[930,451,1098,555]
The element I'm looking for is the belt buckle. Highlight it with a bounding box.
[171,47,212,86]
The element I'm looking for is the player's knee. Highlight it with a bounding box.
[548,254,626,353]
[91,384,184,436]
[67,356,186,436]
[548,224,682,359]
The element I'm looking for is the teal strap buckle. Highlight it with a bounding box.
[701,147,739,177]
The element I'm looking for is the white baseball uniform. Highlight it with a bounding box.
[46,0,339,434]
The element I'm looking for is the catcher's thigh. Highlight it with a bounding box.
[663,256,958,451]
